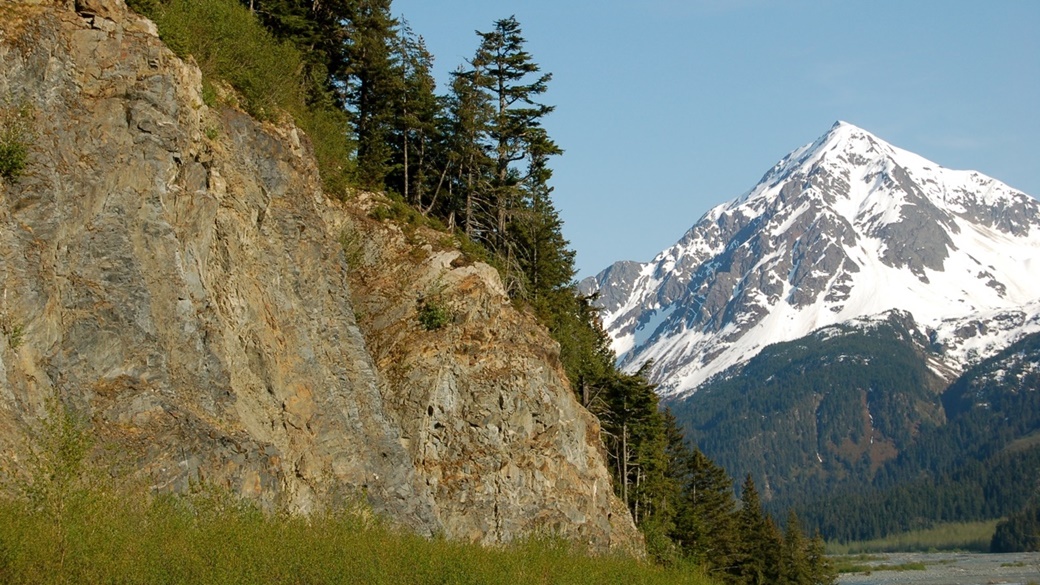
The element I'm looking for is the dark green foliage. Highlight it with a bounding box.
[671,442,739,572]
[124,0,161,14]
[417,297,450,331]
[0,145,28,182]
[589,364,680,538]
[732,476,782,585]
[991,504,1040,552]
[368,193,425,225]
[512,131,573,304]
[452,15,562,295]
[668,312,946,514]
[387,20,442,211]
[799,330,1040,543]
[673,322,1040,544]
[470,16,555,194]
[0,102,32,181]
[440,64,494,235]
[779,512,835,585]
[339,0,399,189]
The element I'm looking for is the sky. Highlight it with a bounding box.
[390,0,1040,279]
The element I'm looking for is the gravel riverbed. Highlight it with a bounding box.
[837,552,1039,585]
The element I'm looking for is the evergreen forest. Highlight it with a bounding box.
[671,315,1040,548]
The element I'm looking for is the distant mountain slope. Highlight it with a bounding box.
[804,330,1040,541]
[582,121,1040,398]
[670,320,1040,540]
[668,310,948,504]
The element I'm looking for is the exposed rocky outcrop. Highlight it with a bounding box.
[332,197,640,549]
[0,0,640,553]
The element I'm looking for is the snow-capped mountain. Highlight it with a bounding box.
[583,121,1040,398]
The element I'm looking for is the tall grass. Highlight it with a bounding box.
[0,485,715,584]
[1,400,712,583]
[827,520,998,554]
[132,0,355,194]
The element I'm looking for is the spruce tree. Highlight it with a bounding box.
[443,67,493,237]
[734,475,781,585]
[780,510,811,585]
[512,127,569,305]
[466,16,558,266]
[339,0,400,190]
[388,20,440,208]
[807,530,837,585]
[672,446,739,575]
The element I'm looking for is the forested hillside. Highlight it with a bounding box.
[669,311,947,509]
[804,330,1040,543]
[670,309,1040,543]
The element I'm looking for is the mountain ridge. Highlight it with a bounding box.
[583,121,1040,398]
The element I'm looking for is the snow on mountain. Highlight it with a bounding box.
[584,121,1040,398]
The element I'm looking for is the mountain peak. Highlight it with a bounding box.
[589,123,1040,398]
[818,119,884,153]
[827,119,867,135]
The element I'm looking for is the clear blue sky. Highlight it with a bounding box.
[391,0,1040,279]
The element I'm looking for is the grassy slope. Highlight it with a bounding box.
[0,486,713,584]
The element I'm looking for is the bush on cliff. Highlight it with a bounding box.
[0,102,32,181]
[127,0,354,194]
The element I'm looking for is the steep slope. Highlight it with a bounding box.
[670,311,1040,534]
[0,0,640,552]
[584,121,1040,398]
[803,330,1040,541]
[669,311,949,501]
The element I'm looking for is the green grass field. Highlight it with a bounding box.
[0,485,715,585]
[827,520,998,554]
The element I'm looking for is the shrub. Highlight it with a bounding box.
[0,103,32,181]
[149,0,306,121]
[418,297,450,331]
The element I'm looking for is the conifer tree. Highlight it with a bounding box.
[388,20,440,207]
[601,368,657,514]
[780,510,812,585]
[339,0,400,190]
[734,475,781,585]
[550,293,616,411]
[512,127,569,305]
[442,67,493,236]
[466,16,559,270]
[672,445,739,574]
[807,530,837,585]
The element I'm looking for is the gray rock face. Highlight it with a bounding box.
[0,0,640,553]
[587,121,1040,398]
[338,203,641,550]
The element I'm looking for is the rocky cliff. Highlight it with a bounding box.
[0,0,640,552]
